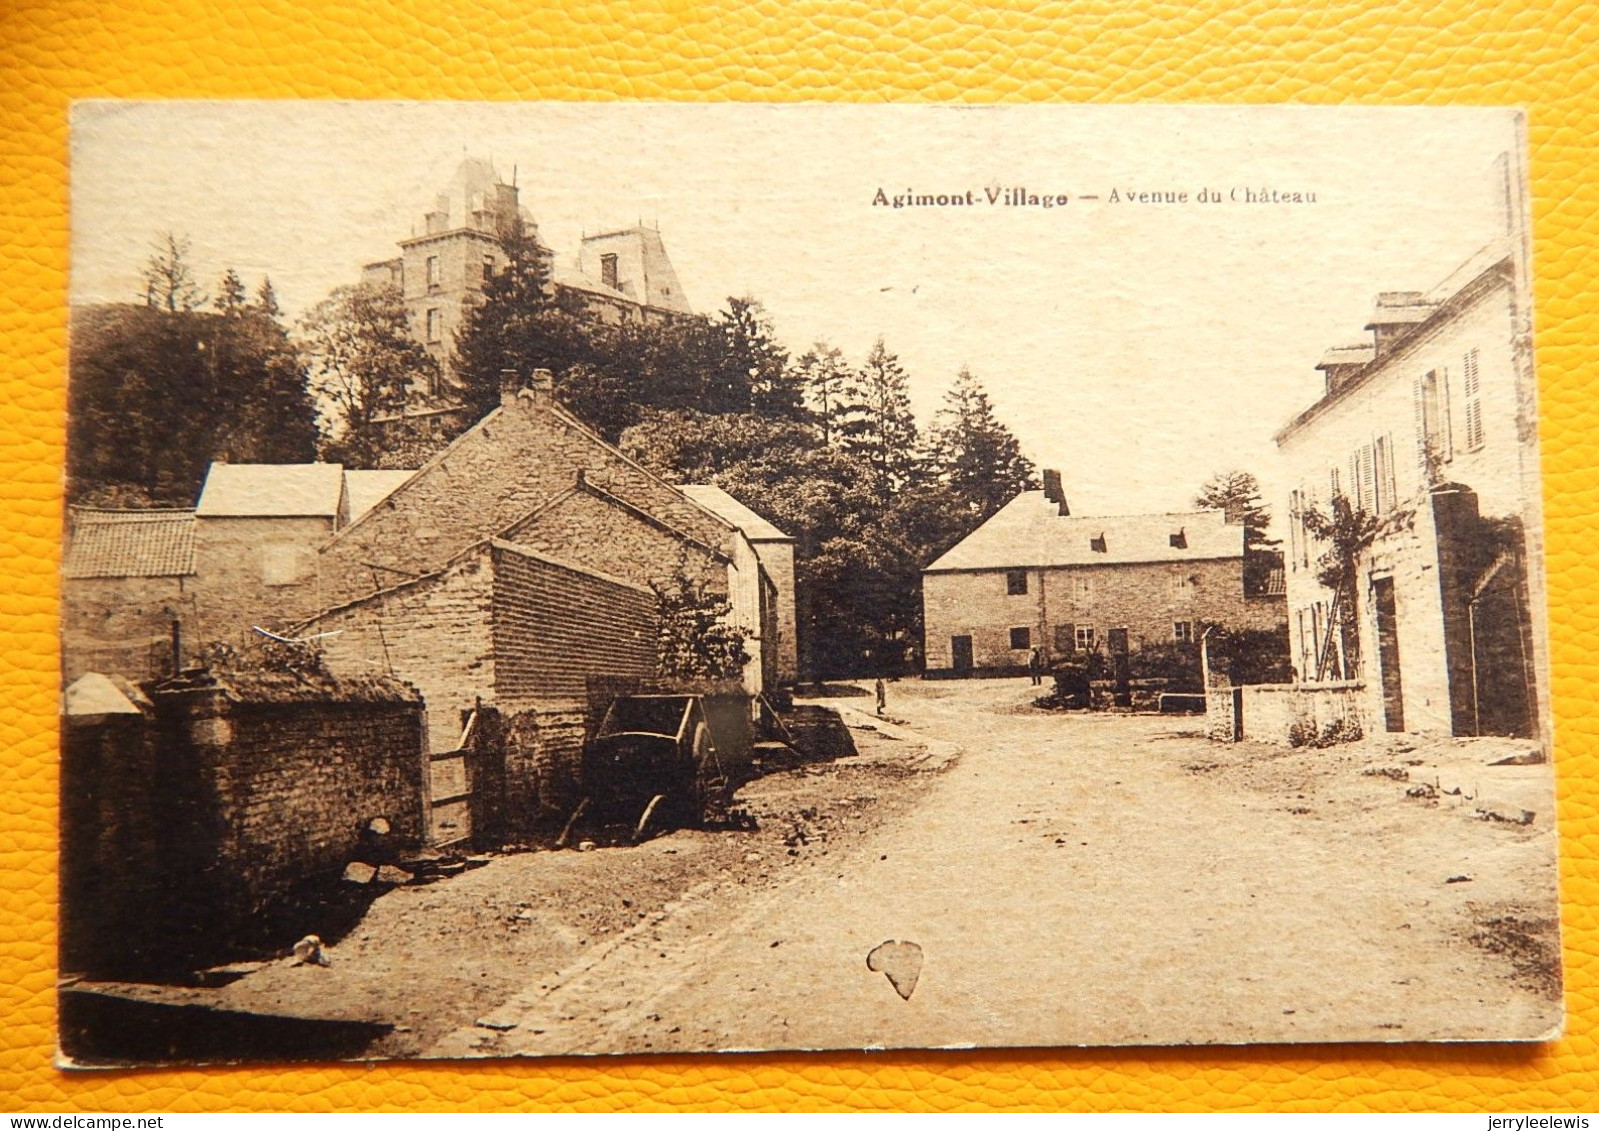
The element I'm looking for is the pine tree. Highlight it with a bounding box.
[794,341,849,444]
[254,277,281,318]
[716,296,795,417]
[450,215,557,420]
[141,232,204,312]
[214,268,248,313]
[838,337,920,490]
[928,367,1036,518]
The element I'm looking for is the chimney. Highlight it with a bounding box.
[1364,291,1435,359]
[499,368,521,406]
[1041,469,1069,516]
[527,367,555,406]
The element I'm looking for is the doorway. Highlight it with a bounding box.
[1373,576,1405,732]
[951,635,974,675]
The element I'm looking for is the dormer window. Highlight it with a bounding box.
[1089,534,1107,553]
[1169,529,1187,549]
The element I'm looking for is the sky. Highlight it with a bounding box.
[71,103,1521,527]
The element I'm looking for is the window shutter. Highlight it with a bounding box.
[1414,375,1428,470]
[1463,348,1484,449]
[1358,445,1377,513]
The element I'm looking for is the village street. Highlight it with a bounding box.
[430,678,1561,1057]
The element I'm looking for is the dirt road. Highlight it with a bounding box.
[435,677,1561,1056]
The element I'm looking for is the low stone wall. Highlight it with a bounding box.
[1207,681,1367,745]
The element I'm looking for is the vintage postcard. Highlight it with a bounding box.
[60,103,1559,1065]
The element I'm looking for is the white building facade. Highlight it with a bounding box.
[1275,236,1547,739]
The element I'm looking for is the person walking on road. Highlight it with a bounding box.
[875,678,887,717]
[1028,647,1044,686]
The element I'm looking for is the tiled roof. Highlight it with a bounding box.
[680,485,793,541]
[63,508,196,579]
[196,462,346,518]
[344,469,417,522]
[925,494,1242,573]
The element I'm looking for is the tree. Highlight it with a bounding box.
[1298,493,1381,679]
[837,337,920,490]
[1195,469,1282,596]
[1194,470,1275,547]
[254,277,281,318]
[450,216,556,420]
[928,367,1036,519]
[140,232,204,312]
[214,269,248,313]
[651,569,752,683]
[68,299,316,505]
[300,280,439,467]
[794,341,849,445]
[714,296,797,417]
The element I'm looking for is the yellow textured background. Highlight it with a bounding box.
[3,0,1596,1112]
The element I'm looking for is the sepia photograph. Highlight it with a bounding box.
[59,102,1559,1065]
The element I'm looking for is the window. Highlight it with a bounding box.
[1373,434,1397,514]
[1009,627,1031,650]
[600,253,620,289]
[1173,620,1193,643]
[1074,575,1092,597]
[1005,569,1029,596]
[1054,623,1076,653]
[1462,348,1484,450]
[1168,570,1192,597]
[482,253,496,283]
[426,255,441,290]
[425,308,442,343]
[1414,368,1451,471]
[1075,626,1095,650]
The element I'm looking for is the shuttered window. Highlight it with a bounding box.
[1462,347,1485,451]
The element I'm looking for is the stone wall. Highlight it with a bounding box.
[1206,681,1368,745]
[924,556,1283,674]
[193,515,338,649]
[504,484,726,594]
[308,547,496,752]
[60,576,195,683]
[64,672,427,972]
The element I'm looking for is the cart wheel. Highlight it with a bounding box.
[634,794,666,843]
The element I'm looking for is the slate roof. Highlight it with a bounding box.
[195,463,346,518]
[925,494,1242,573]
[344,469,417,522]
[63,508,196,579]
[680,485,793,542]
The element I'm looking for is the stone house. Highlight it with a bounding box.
[680,484,798,685]
[1274,232,1546,738]
[298,369,792,833]
[922,473,1284,677]
[61,465,424,682]
[61,508,198,682]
